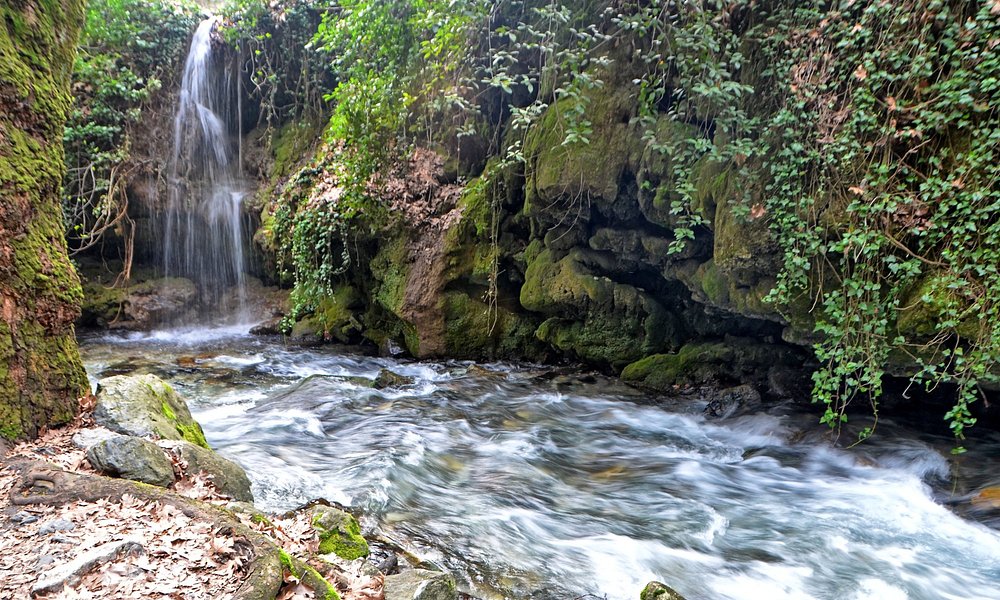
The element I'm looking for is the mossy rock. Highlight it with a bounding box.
[640,581,687,600]
[896,272,978,340]
[94,374,209,448]
[523,73,642,228]
[621,339,799,391]
[310,505,369,561]
[442,291,545,360]
[520,247,675,366]
[278,550,341,600]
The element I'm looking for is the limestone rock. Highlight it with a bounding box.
[157,439,253,502]
[640,581,687,600]
[87,436,175,487]
[94,374,209,448]
[310,505,369,560]
[383,569,457,600]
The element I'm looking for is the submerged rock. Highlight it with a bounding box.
[703,384,762,420]
[373,369,415,389]
[383,569,457,600]
[94,374,209,448]
[87,436,175,487]
[310,505,369,560]
[640,581,687,600]
[157,439,253,502]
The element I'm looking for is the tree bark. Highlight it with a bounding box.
[0,0,89,440]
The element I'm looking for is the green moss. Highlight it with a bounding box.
[311,509,369,560]
[621,339,799,391]
[161,401,176,421]
[175,422,209,449]
[896,273,978,339]
[442,291,544,360]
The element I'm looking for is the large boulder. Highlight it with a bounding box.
[94,374,209,448]
[383,569,457,600]
[310,505,369,560]
[86,436,175,487]
[157,439,253,502]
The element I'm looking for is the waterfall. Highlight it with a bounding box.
[161,17,249,321]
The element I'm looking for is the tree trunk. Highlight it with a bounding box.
[0,0,88,440]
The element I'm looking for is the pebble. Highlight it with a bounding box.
[39,519,76,535]
[11,511,39,525]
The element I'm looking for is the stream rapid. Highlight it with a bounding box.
[79,328,1000,600]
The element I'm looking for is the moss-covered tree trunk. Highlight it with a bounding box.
[0,0,88,440]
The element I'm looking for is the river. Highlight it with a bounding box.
[79,327,1000,600]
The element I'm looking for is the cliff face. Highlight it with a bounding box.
[0,0,89,440]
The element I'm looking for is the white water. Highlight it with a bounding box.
[161,18,249,319]
[80,330,1000,600]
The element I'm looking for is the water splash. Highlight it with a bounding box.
[161,17,249,321]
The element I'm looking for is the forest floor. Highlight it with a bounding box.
[0,420,383,600]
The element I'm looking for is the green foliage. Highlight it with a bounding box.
[651,0,1000,445]
[64,0,199,254]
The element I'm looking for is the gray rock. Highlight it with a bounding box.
[71,427,122,451]
[39,519,76,535]
[640,581,687,600]
[94,374,209,448]
[87,436,175,487]
[703,384,761,420]
[311,505,369,560]
[11,511,38,525]
[157,440,253,502]
[383,569,457,600]
[373,369,415,389]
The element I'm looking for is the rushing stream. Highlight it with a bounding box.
[79,328,1000,600]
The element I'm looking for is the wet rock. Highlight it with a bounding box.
[157,440,253,502]
[249,317,282,335]
[310,505,369,560]
[640,581,687,600]
[703,384,761,420]
[94,373,210,448]
[373,369,415,389]
[383,569,457,600]
[39,519,76,535]
[87,436,175,487]
[71,427,121,451]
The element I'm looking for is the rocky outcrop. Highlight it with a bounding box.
[0,0,90,440]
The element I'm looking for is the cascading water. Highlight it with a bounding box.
[161,17,249,320]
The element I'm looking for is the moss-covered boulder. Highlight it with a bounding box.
[310,505,369,560]
[94,374,210,448]
[640,581,687,600]
[0,0,90,441]
[157,439,254,502]
[621,339,800,392]
[521,247,675,367]
[87,435,175,487]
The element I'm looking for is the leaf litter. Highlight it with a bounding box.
[1,420,385,600]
